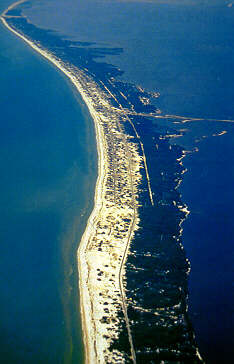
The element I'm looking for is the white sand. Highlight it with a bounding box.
[1,8,142,362]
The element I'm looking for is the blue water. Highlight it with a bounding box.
[181,130,234,363]
[1,1,234,363]
[0,3,97,362]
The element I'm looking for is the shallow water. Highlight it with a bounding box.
[0,3,97,362]
[2,0,234,362]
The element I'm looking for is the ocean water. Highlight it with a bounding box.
[21,2,234,362]
[0,2,97,362]
[2,0,234,363]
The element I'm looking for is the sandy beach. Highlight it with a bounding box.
[1,3,143,362]
[0,10,104,362]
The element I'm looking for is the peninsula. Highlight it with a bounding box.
[1,1,203,363]
[1,2,146,362]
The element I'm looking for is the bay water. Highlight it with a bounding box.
[1,1,234,363]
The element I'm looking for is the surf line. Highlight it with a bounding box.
[1,3,141,363]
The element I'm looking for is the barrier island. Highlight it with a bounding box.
[1,1,203,363]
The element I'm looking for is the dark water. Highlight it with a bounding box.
[23,2,234,361]
[0,2,97,362]
[181,130,234,363]
[2,0,234,363]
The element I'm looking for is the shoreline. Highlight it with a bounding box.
[1,2,206,363]
[0,7,104,362]
[1,4,141,363]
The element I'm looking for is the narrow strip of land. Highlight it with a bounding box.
[1,3,143,361]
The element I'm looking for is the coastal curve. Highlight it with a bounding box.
[1,1,207,363]
[1,1,143,362]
